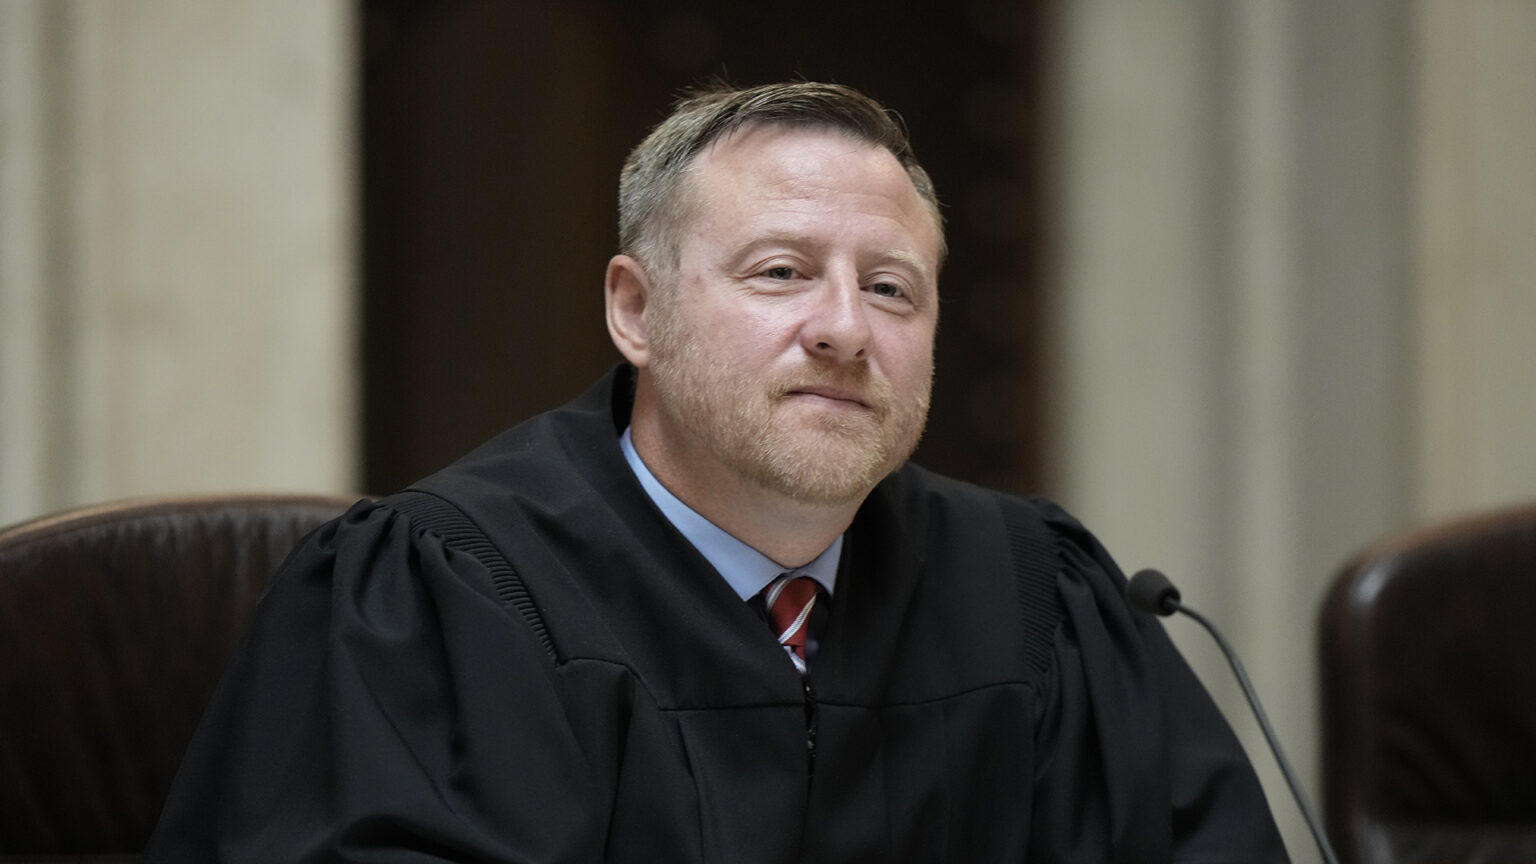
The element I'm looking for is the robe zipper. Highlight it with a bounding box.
[803,675,818,781]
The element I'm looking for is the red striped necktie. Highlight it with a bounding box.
[763,572,819,675]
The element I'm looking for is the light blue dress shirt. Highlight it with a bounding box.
[619,427,841,601]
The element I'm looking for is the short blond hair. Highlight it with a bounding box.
[618,80,946,277]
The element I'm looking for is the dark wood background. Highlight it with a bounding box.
[361,0,1058,496]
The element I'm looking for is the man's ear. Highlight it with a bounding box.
[605,254,653,368]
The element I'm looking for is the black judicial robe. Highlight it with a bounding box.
[146,367,1289,863]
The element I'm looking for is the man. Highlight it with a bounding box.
[148,82,1288,862]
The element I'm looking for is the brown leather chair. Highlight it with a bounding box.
[0,493,361,862]
[1319,502,1536,864]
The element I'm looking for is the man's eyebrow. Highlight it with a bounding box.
[722,231,825,263]
[873,248,935,282]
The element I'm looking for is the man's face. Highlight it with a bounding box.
[642,124,941,506]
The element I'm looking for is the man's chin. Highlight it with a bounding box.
[746,431,897,506]
[758,472,880,508]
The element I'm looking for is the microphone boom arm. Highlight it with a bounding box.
[1163,597,1339,864]
[1126,568,1341,864]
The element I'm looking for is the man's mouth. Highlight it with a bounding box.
[783,385,873,410]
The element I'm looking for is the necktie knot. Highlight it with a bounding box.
[763,572,819,675]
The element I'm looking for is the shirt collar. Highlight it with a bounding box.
[620,426,841,601]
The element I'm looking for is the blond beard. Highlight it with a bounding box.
[646,299,932,505]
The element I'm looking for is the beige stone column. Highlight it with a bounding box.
[0,0,357,524]
[1415,2,1536,518]
[1054,1,1414,856]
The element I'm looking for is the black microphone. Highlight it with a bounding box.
[1126,568,1341,864]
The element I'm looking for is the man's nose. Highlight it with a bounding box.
[800,273,872,363]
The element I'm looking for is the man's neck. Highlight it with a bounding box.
[712,492,858,569]
[627,423,863,569]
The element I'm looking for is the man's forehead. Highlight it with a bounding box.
[669,121,946,270]
[687,124,930,224]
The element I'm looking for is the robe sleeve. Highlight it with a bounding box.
[145,499,607,863]
[1027,501,1291,864]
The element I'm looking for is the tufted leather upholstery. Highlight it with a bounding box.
[1319,502,1536,864]
[0,493,360,861]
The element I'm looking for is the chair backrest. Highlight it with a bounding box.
[0,493,359,860]
[1319,502,1536,864]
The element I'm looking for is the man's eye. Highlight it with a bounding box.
[764,266,796,280]
[869,282,904,298]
